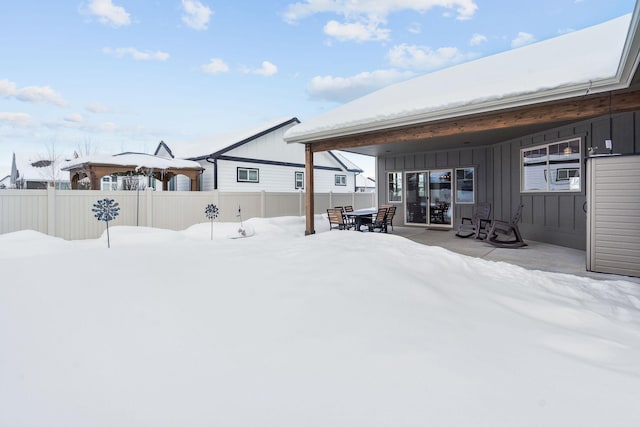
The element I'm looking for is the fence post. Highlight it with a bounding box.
[300,191,303,216]
[47,186,56,237]
[146,188,153,227]
[261,190,266,218]
[329,191,333,209]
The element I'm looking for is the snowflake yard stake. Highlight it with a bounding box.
[92,198,120,248]
[205,204,219,240]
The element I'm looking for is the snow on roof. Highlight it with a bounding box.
[62,152,202,171]
[14,152,71,181]
[174,117,299,159]
[356,174,375,188]
[285,14,632,142]
[329,151,364,172]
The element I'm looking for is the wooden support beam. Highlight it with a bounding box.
[310,90,640,152]
[305,144,315,235]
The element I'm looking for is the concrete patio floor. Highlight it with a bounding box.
[389,226,640,284]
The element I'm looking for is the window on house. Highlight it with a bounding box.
[335,174,346,186]
[100,175,118,191]
[521,137,581,192]
[295,171,304,189]
[455,167,475,204]
[388,172,402,203]
[237,167,259,183]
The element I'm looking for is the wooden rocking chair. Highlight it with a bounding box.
[486,204,527,248]
[455,202,491,239]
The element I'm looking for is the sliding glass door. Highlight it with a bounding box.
[405,169,453,227]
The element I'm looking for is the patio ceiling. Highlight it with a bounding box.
[312,88,640,157]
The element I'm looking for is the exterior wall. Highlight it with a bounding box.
[377,111,640,250]
[0,188,375,240]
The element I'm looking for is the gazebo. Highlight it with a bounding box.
[62,152,204,191]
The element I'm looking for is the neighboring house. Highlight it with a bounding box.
[0,175,10,189]
[355,175,375,193]
[8,152,71,189]
[285,12,640,276]
[155,117,363,192]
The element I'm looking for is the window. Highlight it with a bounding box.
[455,167,475,204]
[100,175,117,191]
[521,138,581,192]
[237,167,259,183]
[388,172,403,203]
[335,174,346,186]
[295,171,304,189]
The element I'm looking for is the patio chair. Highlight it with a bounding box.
[327,208,353,230]
[385,206,396,232]
[486,204,527,248]
[367,207,388,233]
[455,202,491,239]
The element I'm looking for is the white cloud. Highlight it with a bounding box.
[283,0,478,24]
[181,0,212,30]
[239,61,279,76]
[307,69,414,103]
[64,113,84,123]
[511,31,536,48]
[0,112,33,127]
[83,0,131,27]
[85,102,110,113]
[408,22,422,34]
[469,33,487,46]
[102,47,170,61]
[254,61,278,77]
[323,19,390,42]
[0,79,68,107]
[201,58,230,74]
[284,0,478,43]
[387,43,476,71]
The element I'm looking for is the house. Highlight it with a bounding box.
[285,10,640,277]
[155,117,363,192]
[7,152,71,189]
[355,175,375,193]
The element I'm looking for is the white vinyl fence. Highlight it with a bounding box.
[0,188,376,240]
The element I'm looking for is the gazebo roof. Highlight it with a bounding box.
[61,152,203,171]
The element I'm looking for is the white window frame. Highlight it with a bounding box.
[387,171,403,203]
[100,175,118,191]
[237,167,259,183]
[521,137,582,193]
[335,174,346,186]
[454,167,475,204]
[295,171,304,189]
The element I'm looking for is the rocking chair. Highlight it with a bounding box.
[486,204,527,248]
[455,202,491,239]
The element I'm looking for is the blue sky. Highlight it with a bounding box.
[0,0,636,177]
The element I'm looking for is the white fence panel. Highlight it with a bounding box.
[0,189,377,240]
[0,190,48,235]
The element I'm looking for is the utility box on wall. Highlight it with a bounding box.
[586,154,640,278]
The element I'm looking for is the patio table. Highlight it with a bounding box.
[345,208,378,231]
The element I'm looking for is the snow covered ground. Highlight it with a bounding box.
[1,216,639,426]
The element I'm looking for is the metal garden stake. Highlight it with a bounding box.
[92,198,120,248]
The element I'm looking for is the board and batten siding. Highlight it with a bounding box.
[377,111,640,250]
[587,154,640,277]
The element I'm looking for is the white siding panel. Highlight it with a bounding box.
[588,155,640,277]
